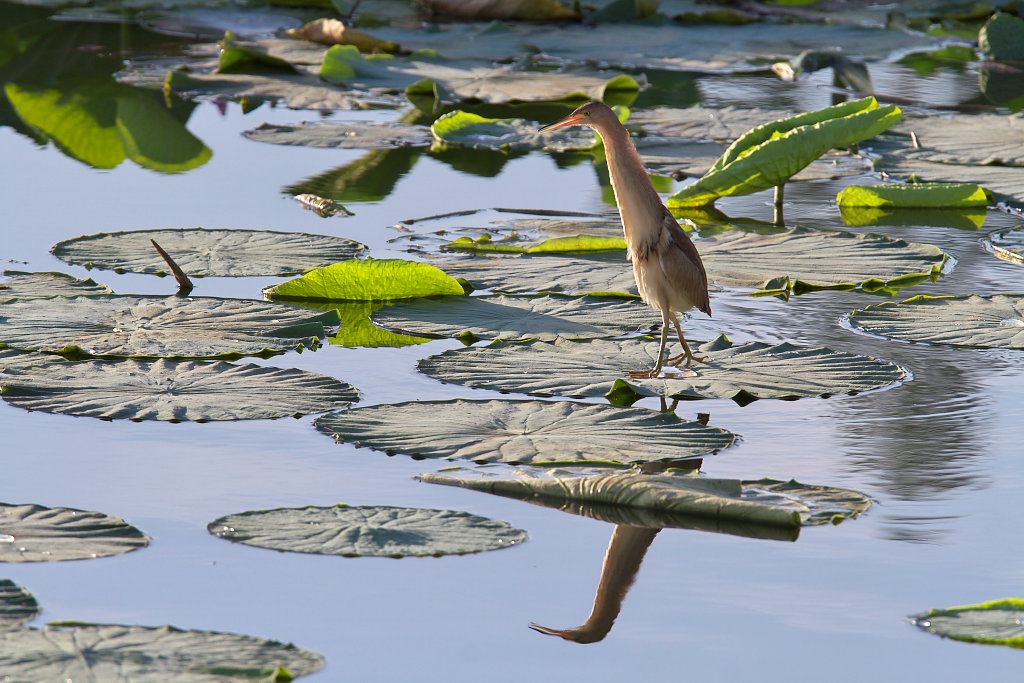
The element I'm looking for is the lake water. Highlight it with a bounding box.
[2,8,1024,681]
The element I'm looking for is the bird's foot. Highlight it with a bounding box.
[666,353,707,368]
[627,368,661,379]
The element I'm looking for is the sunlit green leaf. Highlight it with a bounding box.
[838,182,989,208]
[264,259,466,302]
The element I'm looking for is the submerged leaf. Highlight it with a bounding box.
[913,599,1024,648]
[837,183,989,208]
[264,259,465,302]
[0,503,149,562]
[0,271,111,301]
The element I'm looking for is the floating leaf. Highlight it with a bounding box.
[446,234,626,254]
[243,120,430,150]
[837,182,989,208]
[0,271,111,301]
[0,580,39,627]
[0,295,339,359]
[315,399,736,464]
[217,32,296,74]
[373,294,654,341]
[420,470,872,527]
[432,253,639,295]
[979,13,1024,62]
[668,97,902,207]
[419,336,906,403]
[847,294,1024,349]
[877,150,1024,208]
[0,349,61,375]
[209,504,526,557]
[0,623,323,679]
[629,106,796,141]
[0,503,149,562]
[52,228,367,277]
[263,259,465,302]
[0,359,358,421]
[431,110,597,152]
[913,599,1024,648]
[891,113,1024,166]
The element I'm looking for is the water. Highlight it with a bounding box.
[3,8,1024,680]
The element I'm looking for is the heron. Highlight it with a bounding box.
[539,102,711,378]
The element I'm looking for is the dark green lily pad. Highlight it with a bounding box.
[419,335,906,403]
[431,110,598,152]
[847,294,1024,349]
[315,399,736,464]
[243,120,431,150]
[373,294,655,341]
[0,295,339,359]
[0,503,149,562]
[0,623,323,679]
[980,13,1024,62]
[420,470,872,527]
[1,271,111,301]
[0,359,358,421]
[913,599,1024,648]
[209,504,526,557]
[52,228,366,277]
[0,580,39,627]
[263,259,466,302]
[985,229,1024,265]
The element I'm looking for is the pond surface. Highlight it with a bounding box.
[2,5,1024,680]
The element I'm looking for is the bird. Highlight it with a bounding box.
[539,102,711,378]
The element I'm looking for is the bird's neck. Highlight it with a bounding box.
[597,124,664,242]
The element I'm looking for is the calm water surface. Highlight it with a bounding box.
[2,11,1024,681]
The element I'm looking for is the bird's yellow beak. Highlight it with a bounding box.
[539,113,586,133]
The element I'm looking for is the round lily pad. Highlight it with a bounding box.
[373,294,656,341]
[1,359,358,422]
[0,503,149,562]
[52,228,367,277]
[0,623,323,679]
[913,599,1024,648]
[0,295,339,359]
[208,504,526,557]
[433,253,638,296]
[0,580,39,627]
[847,294,1024,349]
[1,271,111,301]
[243,120,431,150]
[315,399,737,464]
[418,335,906,403]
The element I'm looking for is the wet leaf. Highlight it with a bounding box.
[0,503,149,562]
[0,580,38,627]
[838,182,989,208]
[890,113,1024,167]
[0,271,111,301]
[52,227,366,277]
[979,13,1024,61]
[431,110,597,152]
[263,259,465,302]
[209,504,526,557]
[0,295,339,359]
[244,120,430,149]
[0,359,358,421]
[913,599,1024,648]
[315,399,736,464]
[419,335,906,403]
[847,294,1024,349]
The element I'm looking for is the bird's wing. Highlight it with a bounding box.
[658,208,711,316]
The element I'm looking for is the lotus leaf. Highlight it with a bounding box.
[0,580,38,627]
[209,504,526,557]
[0,503,149,562]
[315,399,736,464]
[0,295,339,359]
[263,259,466,302]
[837,183,989,208]
[877,149,1024,208]
[0,359,358,421]
[52,227,367,277]
[0,624,323,679]
[847,294,1024,349]
[628,105,796,141]
[432,253,638,295]
[430,110,597,152]
[243,120,430,150]
[0,271,111,301]
[890,113,1024,167]
[840,206,987,231]
[913,598,1024,648]
[979,13,1024,61]
[418,336,906,403]
[419,470,872,527]
[0,349,61,375]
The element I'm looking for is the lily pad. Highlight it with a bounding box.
[431,110,597,152]
[0,503,149,562]
[847,294,1024,349]
[208,504,526,557]
[0,623,323,679]
[263,259,466,302]
[52,228,367,277]
[0,295,339,359]
[985,229,1024,265]
[628,105,796,141]
[373,294,655,341]
[420,470,872,527]
[891,113,1024,167]
[913,599,1024,648]
[0,580,39,627]
[432,253,639,295]
[419,335,906,403]
[0,359,358,421]
[980,13,1024,62]
[243,120,431,150]
[0,349,61,375]
[315,399,736,464]
[837,182,989,208]
[877,150,1024,208]
[1,271,111,301]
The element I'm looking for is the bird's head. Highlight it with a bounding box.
[539,101,617,132]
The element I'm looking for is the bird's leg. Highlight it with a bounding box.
[665,314,706,368]
[627,309,670,378]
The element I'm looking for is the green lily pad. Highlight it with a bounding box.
[877,150,1024,208]
[913,599,1024,648]
[0,503,149,562]
[0,295,339,359]
[316,301,432,348]
[985,229,1024,265]
[837,183,989,208]
[243,120,431,150]
[315,399,736,464]
[52,228,367,277]
[431,110,597,152]
[209,504,526,557]
[419,335,906,403]
[263,259,466,302]
[0,359,358,421]
[0,623,323,679]
[420,470,872,527]
[373,294,655,341]
[1,271,111,301]
[980,13,1024,62]
[0,580,39,627]
[847,294,1024,349]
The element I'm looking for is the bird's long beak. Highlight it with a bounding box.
[539,113,585,133]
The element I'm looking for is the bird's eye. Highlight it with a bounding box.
[583,111,591,116]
